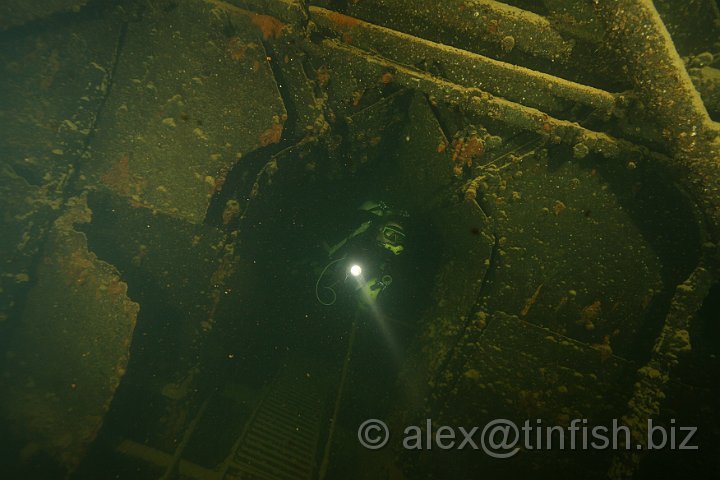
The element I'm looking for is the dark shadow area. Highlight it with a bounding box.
[580,151,701,364]
[71,85,444,477]
[635,281,720,478]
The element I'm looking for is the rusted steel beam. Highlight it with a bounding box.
[310,7,619,121]
[218,0,308,26]
[592,2,720,476]
[596,0,717,149]
[595,0,720,241]
[306,38,648,160]
[608,263,715,480]
[342,0,574,63]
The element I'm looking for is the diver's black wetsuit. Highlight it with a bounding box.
[327,215,398,304]
[315,200,407,308]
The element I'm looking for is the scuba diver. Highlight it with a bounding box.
[314,200,408,308]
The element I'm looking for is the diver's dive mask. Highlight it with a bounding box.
[378,222,405,255]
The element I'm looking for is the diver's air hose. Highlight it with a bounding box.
[315,256,346,306]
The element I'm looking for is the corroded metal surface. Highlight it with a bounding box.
[0,196,138,470]
[596,0,720,236]
[81,0,287,224]
[0,6,122,192]
[295,2,718,478]
[0,4,125,366]
[341,0,575,63]
[418,312,635,479]
[0,0,718,478]
[0,168,53,331]
[310,7,618,120]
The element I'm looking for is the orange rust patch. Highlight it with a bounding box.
[222,201,241,225]
[100,154,129,192]
[552,199,566,215]
[316,66,331,86]
[540,113,551,132]
[487,19,499,34]
[100,153,143,196]
[451,134,484,169]
[520,284,543,317]
[327,11,361,29]
[106,279,128,296]
[226,36,247,61]
[212,176,226,194]
[580,300,602,323]
[62,249,95,287]
[259,122,283,146]
[592,335,613,362]
[212,165,230,195]
[250,13,285,40]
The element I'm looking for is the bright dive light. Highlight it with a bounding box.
[349,264,362,277]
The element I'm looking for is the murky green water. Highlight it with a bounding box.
[1,1,719,479]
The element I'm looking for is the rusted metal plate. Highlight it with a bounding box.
[82,0,287,224]
[0,1,715,478]
[0,3,121,190]
[476,149,666,358]
[440,312,633,420]
[0,196,139,472]
[0,4,125,342]
[80,190,229,385]
[409,311,634,479]
[0,168,52,332]
[390,94,495,385]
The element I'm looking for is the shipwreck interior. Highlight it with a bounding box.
[1,0,719,479]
